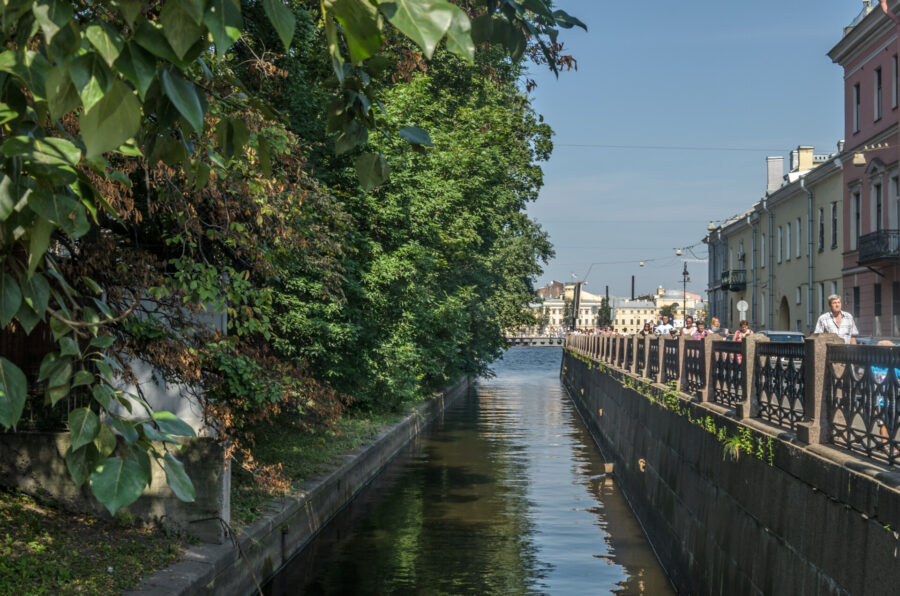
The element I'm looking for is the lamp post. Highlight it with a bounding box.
[682,262,691,320]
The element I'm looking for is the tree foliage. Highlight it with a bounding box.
[0,0,583,515]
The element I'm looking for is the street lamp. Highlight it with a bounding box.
[682,262,691,320]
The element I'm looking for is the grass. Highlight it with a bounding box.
[231,407,411,526]
[0,488,188,595]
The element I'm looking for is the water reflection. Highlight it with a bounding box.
[265,347,673,595]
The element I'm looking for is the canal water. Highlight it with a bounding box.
[264,347,673,595]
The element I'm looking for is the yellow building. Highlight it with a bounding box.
[705,145,844,332]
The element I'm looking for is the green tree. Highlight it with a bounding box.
[660,303,678,319]
[597,298,612,327]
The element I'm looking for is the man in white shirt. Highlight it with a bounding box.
[813,294,858,344]
[655,314,675,336]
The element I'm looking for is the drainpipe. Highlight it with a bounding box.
[801,177,814,332]
[751,217,758,328]
[760,197,774,329]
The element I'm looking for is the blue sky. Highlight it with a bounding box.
[525,0,862,298]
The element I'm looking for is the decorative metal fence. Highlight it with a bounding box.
[683,339,705,397]
[826,344,900,466]
[625,338,634,370]
[648,340,660,378]
[663,339,680,383]
[711,341,742,408]
[755,342,805,430]
[636,338,646,373]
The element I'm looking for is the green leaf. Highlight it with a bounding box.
[20,273,49,318]
[45,65,80,120]
[68,53,112,113]
[0,49,49,100]
[335,119,368,155]
[114,43,157,99]
[0,273,22,327]
[552,9,587,31]
[0,173,28,221]
[355,151,390,191]
[470,14,493,44]
[47,383,70,405]
[85,22,124,66]
[152,411,196,438]
[90,335,115,348]
[69,407,100,451]
[113,0,143,27]
[215,118,250,162]
[28,193,90,237]
[204,0,242,58]
[65,443,100,488]
[332,0,381,64]
[28,216,55,276]
[164,452,195,502]
[94,423,117,460]
[91,384,112,409]
[140,422,178,444]
[126,444,151,480]
[444,4,474,63]
[160,1,206,60]
[2,136,81,166]
[0,358,27,429]
[160,70,205,133]
[32,0,72,43]
[108,416,139,444]
[72,370,94,388]
[80,81,142,160]
[90,457,148,514]
[398,126,432,146]
[134,20,182,64]
[263,0,296,51]
[15,303,41,335]
[59,336,79,357]
[378,0,455,59]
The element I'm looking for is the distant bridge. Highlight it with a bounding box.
[506,336,565,347]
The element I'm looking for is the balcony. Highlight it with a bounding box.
[720,269,746,292]
[857,230,900,265]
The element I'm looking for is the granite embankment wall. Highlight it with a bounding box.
[128,377,471,596]
[562,351,900,596]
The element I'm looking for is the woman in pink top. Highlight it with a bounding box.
[732,320,752,342]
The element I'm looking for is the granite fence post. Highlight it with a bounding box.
[699,333,720,402]
[797,333,843,445]
[736,334,767,420]
[655,336,665,385]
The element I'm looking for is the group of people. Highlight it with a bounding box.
[639,314,722,340]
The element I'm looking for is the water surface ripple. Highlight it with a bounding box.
[265,347,674,595]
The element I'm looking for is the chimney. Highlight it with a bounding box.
[797,145,814,171]
[766,156,783,194]
[838,139,845,153]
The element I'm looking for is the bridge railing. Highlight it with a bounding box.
[564,331,900,470]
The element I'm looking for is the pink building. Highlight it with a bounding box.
[829,1,900,336]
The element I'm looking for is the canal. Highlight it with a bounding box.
[264,347,673,595]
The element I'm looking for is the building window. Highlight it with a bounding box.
[777,226,783,263]
[796,217,802,258]
[796,286,802,305]
[875,283,883,317]
[892,175,900,229]
[831,203,838,248]
[894,55,899,109]
[760,294,766,324]
[818,207,825,251]
[853,286,860,319]
[852,191,861,250]
[893,281,900,335]
[818,283,825,313]
[874,182,883,232]
[831,281,838,298]
[761,233,766,267]
[854,82,861,132]
[786,223,792,261]
[875,67,883,121]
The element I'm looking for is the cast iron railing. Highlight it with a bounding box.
[663,339,680,383]
[649,340,660,378]
[637,337,646,372]
[711,341,742,408]
[827,344,900,466]
[857,229,900,265]
[755,343,805,430]
[683,339,705,397]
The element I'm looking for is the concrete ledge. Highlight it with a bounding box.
[126,377,471,596]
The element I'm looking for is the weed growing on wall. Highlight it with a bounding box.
[564,349,776,467]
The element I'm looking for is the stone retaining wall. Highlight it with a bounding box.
[562,351,900,595]
[127,377,471,596]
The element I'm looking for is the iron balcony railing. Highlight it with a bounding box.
[857,229,900,265]
[720,269,747,292]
